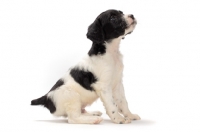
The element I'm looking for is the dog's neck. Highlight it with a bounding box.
[88,37,123,57]
[106,37,122,54]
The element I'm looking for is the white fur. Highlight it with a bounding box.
[46,14,140,124]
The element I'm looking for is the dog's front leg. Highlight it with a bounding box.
[97,87,131,124]
[113,83,141,120]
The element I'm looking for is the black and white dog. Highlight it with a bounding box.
[31,9,140,124]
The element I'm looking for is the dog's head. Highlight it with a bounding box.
[86,9,137,43]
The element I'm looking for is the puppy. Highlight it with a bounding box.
[31,9,140,124]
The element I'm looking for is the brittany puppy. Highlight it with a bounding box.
[31,9,140,124]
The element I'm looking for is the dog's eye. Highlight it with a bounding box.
[110,15,117,21]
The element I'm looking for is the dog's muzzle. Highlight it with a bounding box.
[125,14,137,29]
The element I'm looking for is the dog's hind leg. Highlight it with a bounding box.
[68,114,103,124]
[67,107,103,124]
[65,92,103,124]
[81,109,102,116]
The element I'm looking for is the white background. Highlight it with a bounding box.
[0,0,200,132]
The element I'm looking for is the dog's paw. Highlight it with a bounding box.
[68,116,103,124]
[126,114,141,120]
[91,111,102,116]
[92,116,103,124]
[112,114,131,124]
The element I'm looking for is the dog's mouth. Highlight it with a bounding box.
[126,19,137,29]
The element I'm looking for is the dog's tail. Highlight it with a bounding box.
[31,95,56,113]
[31,95,47,106]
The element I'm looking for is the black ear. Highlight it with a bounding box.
[86,19,104,43]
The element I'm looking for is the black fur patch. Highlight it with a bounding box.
[88,42,106,56]
[87,10,127,56]
[86,9,126,43]
[49,79,64,92]
[44,97,56,113]
[31,79,63,114]
[31,95,56,113]
[70,68,97,91]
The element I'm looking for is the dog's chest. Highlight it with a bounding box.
[104,51,124,88]
[112,51,123,71]
[104,51,124,79]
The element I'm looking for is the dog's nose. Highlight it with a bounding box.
[128,14,134,20]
